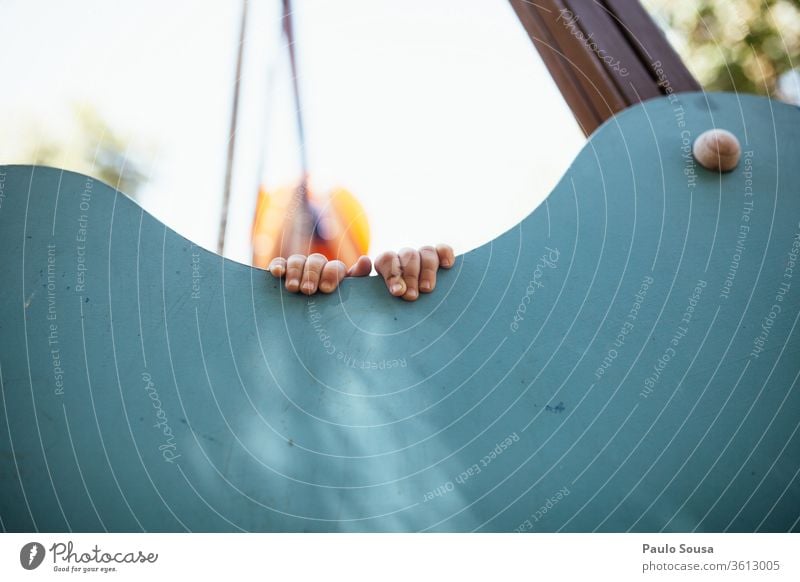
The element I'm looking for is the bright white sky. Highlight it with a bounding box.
[0,0,585,266]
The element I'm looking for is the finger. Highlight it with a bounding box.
[268,257,287,278]
[285,254,306,292]
[398,247,421,301]
[301,253,327,295]
[346,255,372,277]
[436,244,455,268]
[319,260,347,293]
[374,251,406,297]
[418,245,440,293]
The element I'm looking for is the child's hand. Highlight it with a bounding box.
[268,244,454,301]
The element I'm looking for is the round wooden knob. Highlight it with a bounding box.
[693,129,741,172]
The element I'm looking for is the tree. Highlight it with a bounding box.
[28,103,151,199]
[643,0,800,95]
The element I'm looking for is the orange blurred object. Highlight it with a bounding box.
[251,181,370,269]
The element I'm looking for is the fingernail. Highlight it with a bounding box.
[420,281,431,291]
[287,278,299,288]
[406,289,418,299]
[320,282,332,292]
[302,281,314,292]
[391,283,403,294]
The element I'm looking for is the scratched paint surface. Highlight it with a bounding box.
[0,93,798,532]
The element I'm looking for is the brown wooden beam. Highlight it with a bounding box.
[509,0,700,135]
[602,0,701,93]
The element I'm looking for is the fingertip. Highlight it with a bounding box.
[319,260,346,293]
[347,255,372,277]
[268,258,287,278]
[403,288,419,301]
[437,244,455,268]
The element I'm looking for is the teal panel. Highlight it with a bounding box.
[0,92,798,532]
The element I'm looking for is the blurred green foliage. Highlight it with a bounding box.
[643,0,800,94]
[30,104,150,199]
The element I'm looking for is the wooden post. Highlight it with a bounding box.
[509,0,700,135]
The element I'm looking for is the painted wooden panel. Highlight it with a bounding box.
[1,92,798,532]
